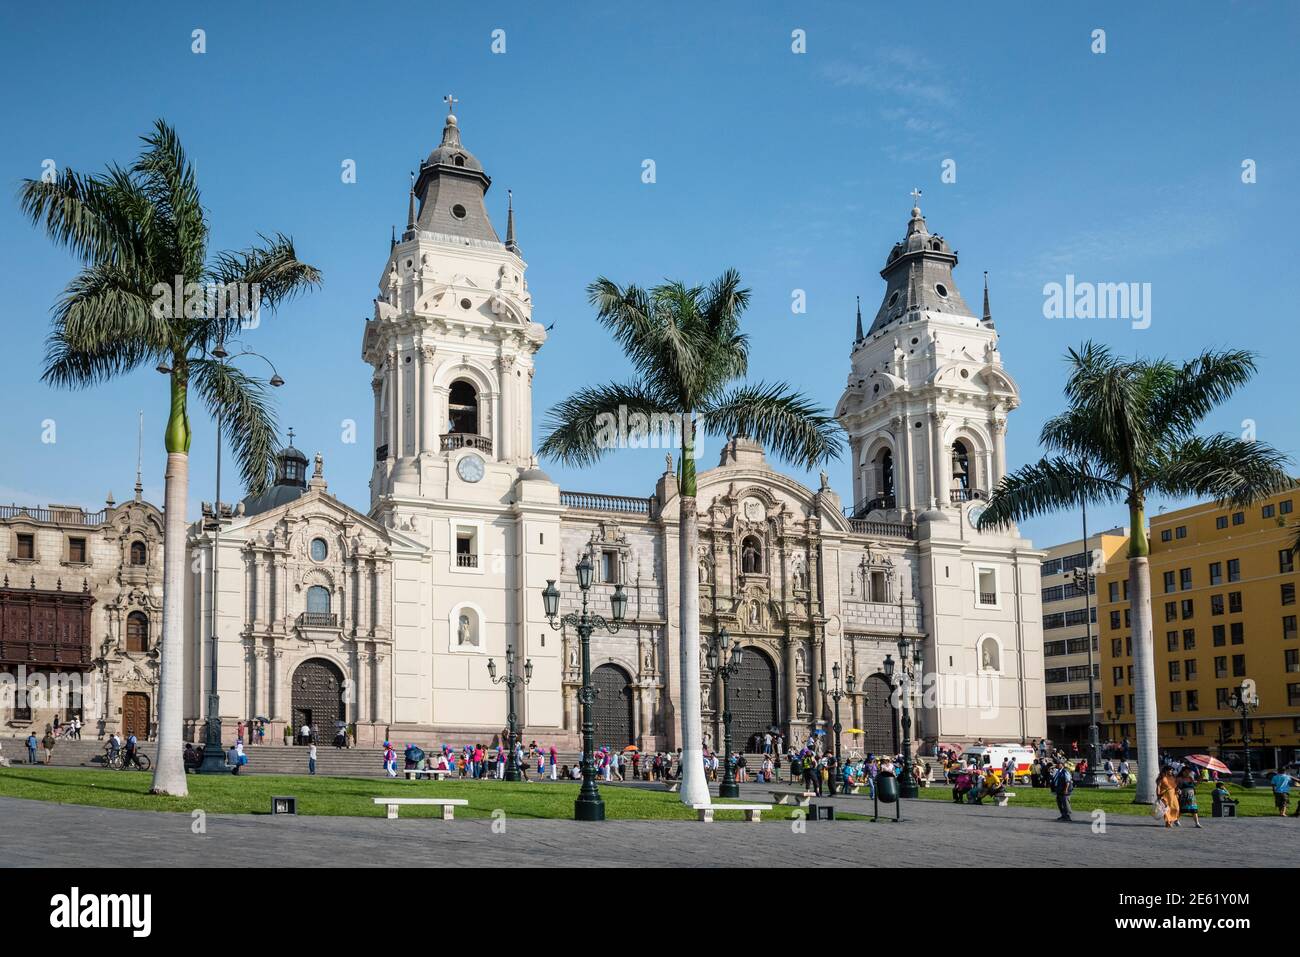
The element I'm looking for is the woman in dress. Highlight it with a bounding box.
[1156,766,1181,827]
[1176,767,1203,828]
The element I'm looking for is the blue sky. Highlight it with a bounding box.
[1,1,1297,546]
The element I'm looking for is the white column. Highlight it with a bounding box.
[992,418,1008,486]
[932,413,947,506]
[419,347,435,453]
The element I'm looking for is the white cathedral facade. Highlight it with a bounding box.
[181,110,1046,755]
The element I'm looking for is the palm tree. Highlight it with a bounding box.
[540,271,841,806]
[977,341,1292,803]
[19,120,320,796]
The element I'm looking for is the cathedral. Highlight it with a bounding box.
[172,107,1047,755]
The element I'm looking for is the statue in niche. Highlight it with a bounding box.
[749,602,760,626]
[569,644,578,669]
[457,613,477,647]
[701,684,711,710]
[741,538,761,574]
[796,646,806,674]
[699,559,710,584]
[796,688,807,714]
[792,555,808,591]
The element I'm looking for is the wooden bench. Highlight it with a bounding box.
[403,768,450,781]
[372,797,468,820]
[770,791,815,806]
[692,803,772,823]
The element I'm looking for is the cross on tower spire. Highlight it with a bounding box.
[910,187,922,208]
[287,426,296,446]
[444,92,458,115]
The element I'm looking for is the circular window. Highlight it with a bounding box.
[934,282,949,298]
[960,368,970,379]
[887,290,900,308]
[914,421,923,429]
[911,337,919,345]
[310,538,328,562]
[404,355,412,364]
[459,297,473,310]
[451,204,467,219]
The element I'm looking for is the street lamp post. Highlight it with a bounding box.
[707,627,744,798]
[819,662,853,796]
[884,561,924,799]
[487,647,533,782]
[197,341,284,774]
[1229,681,1259,788]
[542,556,627,821]
[1069,496,1108,787]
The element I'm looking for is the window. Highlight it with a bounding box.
[1281,499,1293,515]
[306,585,331,614]
[1281,549,1295,574]
[1187,690,1199,712]
[455,527,479,568]
[1231,654,1246,677]
[15,533,34,560]
[1285,616,1297,641]
[310,538,328,562]
[130,541,147,565]
[1112,611,1123,631]
[1168,660,1181,681]
[1183,629,1196,650]
[1108,581,1119,603]
[1215,516,1228,530]
[1213,625,1226,646]
[1180,567,1192,591]
[1229,592,1242,614]
[1175,525,1187,539]
[1111,638,1123,657]
[1112,666,1124,685]
[1209,562,1222,585]
[1227,559,1240,582]
[1170,691,1182,712]
[447,380,480,435]
[1192,721,1204,736]
[1165,601,1178,622]
[1231,511,1245,526]
[1160,529,1172,543]
[1174,721,1187,736]
[126,612,149,653]
[1285,649,1300,673]
[1181,599,1194,619]
[1211,594,1224,616]
[1214,656,1227,678]
[976,567,998,606]
[1230,622,1244,644]
[601,549,620,584]
[1185,658,1198,681]
[1263,504,1275,519]
[1283,582,1296,606]
[68,537,87,564]
[1163,571,1176,594]
[1290,683,1300,707]
[1114,695,1124,714]
[1165,630,1178,652]
[1124,608,1131,627]
[1216,687,1231,708]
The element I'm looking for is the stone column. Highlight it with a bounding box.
[897,413,914,512]
[784,639,798,732]
[371,377,383,454]
[419,346,436,454]
[932,411,947,506]
[992,417,1008,487]
[270,648,283,721]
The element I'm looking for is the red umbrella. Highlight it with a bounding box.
[1183,754,1230,774]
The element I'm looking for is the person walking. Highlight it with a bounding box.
[42,729,56,765]
[308,741,318,776]
[1052,762,1074,822]
[1270,767,1294,817]
[25,732,38,764]
[549,744,558,781]
[1156,766,1181,827]
[1176,766,1202,828]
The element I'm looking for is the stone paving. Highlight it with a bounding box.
[0,788,1291,868]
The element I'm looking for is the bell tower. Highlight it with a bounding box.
[836,196,1019,521]
[362,99,548,510]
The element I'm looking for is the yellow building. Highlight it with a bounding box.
[1098,488,1299,768]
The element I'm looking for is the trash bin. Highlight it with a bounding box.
[876,770,899,803]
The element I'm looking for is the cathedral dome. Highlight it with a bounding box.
[864,197,972,337]
[422,113,486,175]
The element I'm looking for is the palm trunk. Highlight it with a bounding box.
[676,416,710,806]
[1127,499,1157,804]
[151,377,190,796]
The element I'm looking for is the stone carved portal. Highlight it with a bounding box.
[291,658,346,740]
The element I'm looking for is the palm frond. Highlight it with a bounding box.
[977,457,1130,531]
[1151,434,1293,508]
[699,381,842,468]
[189,358,280,496]
[202,232,321,347]
[1147,348,1258,444]
[17,166,150,269]
[134,119,207,278]
[538,381,675,467]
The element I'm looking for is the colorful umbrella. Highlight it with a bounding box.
[1182,754,1230,774]
[623,744,639,752]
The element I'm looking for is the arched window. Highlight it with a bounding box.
[130,541,147,565]
[951,439,971,492]
[306,586,331,615]
[448,380,479,435]
[874,448,895,504]
[126,612,149,653]
[741,536,763,574]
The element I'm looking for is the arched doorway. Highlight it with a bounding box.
[859,673,898,757]
[291,658,346,743]
[591,664,633,750]
[727,647,778,750]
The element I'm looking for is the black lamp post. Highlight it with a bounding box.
[543,556,627,821]
[487,647,532,782]
[197,341,284,775]
[819,662,853,796]
[707,627,743,798]
[883,562,924,799]
[1228,681,1258,788]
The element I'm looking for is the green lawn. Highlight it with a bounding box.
[915,781,1285,818]
[0,767,864,821]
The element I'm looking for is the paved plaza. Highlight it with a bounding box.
[0,790,1290,868]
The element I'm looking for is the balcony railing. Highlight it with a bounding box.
[456,554,478,568]
[950,488,986,504]
[560,491,653,515]
[978,592,998,606]
[0,505,108,526]
[847,518,915,540]
[844,495,895,518]
[298,612,338,629]
[375,444,389,463]
[441,433,493,454]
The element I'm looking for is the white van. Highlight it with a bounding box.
[963,744,1035,782]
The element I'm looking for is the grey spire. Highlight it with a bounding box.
[404,169,417,239]
[390,224,396,250]
[504,188,521,256]
[982,271,994,326]
[413,101,500,243]
[854,295,863,342]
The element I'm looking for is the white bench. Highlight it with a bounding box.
[994,791,1016,807]
[372,797,468,820]
[692,803,772,823]
[770,791,815,806]
[663,781,680,793]
[403,768,450,781]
